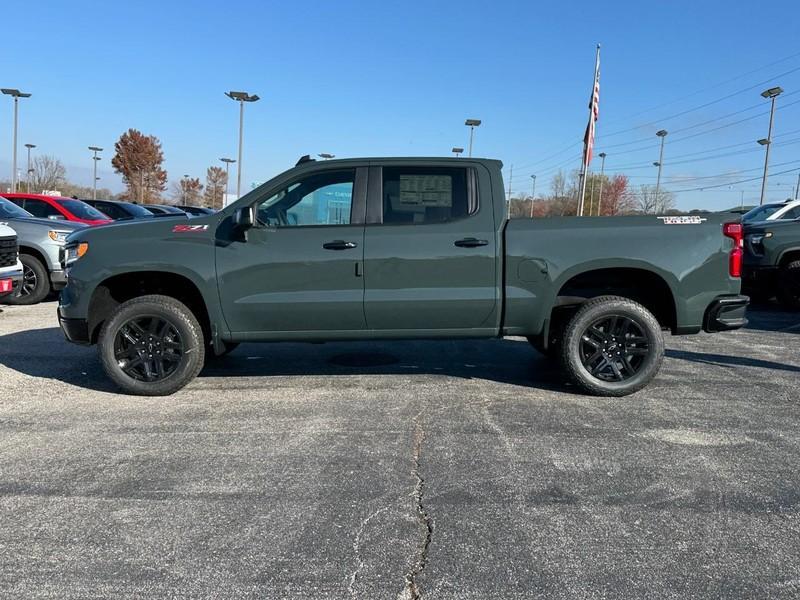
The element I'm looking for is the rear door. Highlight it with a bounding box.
[362,163,499,333]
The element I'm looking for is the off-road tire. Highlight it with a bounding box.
[6,254,49,305]
[99,294,205,396]
[559,295,665,397]
[776,260,800,310]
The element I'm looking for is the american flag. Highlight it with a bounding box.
[583,48,600,167]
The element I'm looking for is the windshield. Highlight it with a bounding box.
[742,204,782,223]
[0,197,33,218]
[122,202,156,217]
[57,199,109,220]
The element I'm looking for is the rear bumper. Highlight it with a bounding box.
[703,295,749,332]
[0,265,24,298]
[57,308,90,345]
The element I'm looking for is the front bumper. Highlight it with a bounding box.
[703,295,749,332]
[58,307,90,344]
[50,269,68,290]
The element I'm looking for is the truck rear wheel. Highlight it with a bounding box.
[98,294,205,396]
[559,295,664,397]
[6,254,49,305]
[776,260,800,310]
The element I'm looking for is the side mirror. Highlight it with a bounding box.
[48,215,66,220]
[233,206,254,230]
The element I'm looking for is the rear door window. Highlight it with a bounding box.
[381,167,475,225]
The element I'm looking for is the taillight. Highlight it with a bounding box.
[723,222,744,278]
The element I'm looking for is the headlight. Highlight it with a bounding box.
[48,230,71,244]
[63,242,89,267]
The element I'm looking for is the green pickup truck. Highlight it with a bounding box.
[58,157,748,397]
[743,219,800,308]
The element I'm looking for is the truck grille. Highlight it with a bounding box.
[0,235,18,268]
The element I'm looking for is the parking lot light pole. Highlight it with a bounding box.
[654,130,668,201]
[759,86,783,206]
[88,146,103,199]
[529,174,536,218]
[225,91,260,199]
[220,157,235,205]
[24,143,36,192]
[452,147,464,157]
[465,119,481,157]
[2,88,32,192]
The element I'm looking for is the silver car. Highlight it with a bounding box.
[0,197,87,304]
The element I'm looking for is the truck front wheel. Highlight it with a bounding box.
[98,295,205,396]
[560,296,664,397]
[776,260,800,310]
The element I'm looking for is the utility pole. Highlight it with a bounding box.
[654,130,668,202]
[596,152,607,216]
[2,89,32,192]
[795,172,800,201]
[88,146,103,200]
[24,143,35,193]
[758,86,782,206]
[529,174,536,218]
[507,164,513,219]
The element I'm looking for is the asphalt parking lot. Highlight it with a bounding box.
[1,301,799,599]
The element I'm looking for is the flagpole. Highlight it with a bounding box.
[578,44,600,216]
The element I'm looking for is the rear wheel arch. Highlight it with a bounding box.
[550,267,677,335]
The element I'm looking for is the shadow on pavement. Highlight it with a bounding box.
[0,326,572,394]
[745,303,800,334]
[666,349,800,374]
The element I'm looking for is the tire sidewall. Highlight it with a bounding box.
[99,296,204,395]
[7,254,49,305]
[562,298,665,396]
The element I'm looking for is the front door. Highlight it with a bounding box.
[363,164,499,333]
[216,167,367,335]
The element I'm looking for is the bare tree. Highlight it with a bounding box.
[203,166,227,209]
[30,155,66,192]
[637,184,675,214]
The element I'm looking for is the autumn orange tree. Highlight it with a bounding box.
[111,129,167,203]
[203,166,227,209]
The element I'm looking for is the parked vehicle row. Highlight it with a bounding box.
[57,156,749,397]
[0,193,218,305]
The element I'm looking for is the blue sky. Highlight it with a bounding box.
[2,0,800,210]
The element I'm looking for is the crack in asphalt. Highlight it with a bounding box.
[348,505,390,600]
[397,411,433,600]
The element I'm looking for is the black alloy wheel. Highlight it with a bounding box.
[113,315,184,382]
[579,314,650,382]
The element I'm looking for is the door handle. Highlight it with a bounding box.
[323,240,358,250]
[454,238,489,248]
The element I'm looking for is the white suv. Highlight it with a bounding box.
[742,199,800,223]
[0,223,23,299]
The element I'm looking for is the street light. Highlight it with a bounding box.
[318,153,335,160]
[2,88,32,192]
[452,147,464,157]
[654,130,668,200]
[225,90,260,198]
[465,119,481,157]
[24,143,35,192]
[596,152,607,216]
[88,146,103,199]
[759,86,783,205]
[529,174,537,218]
[220,157,235,206]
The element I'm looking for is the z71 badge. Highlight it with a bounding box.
[172,224,209,233]
[657,216,707,225]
